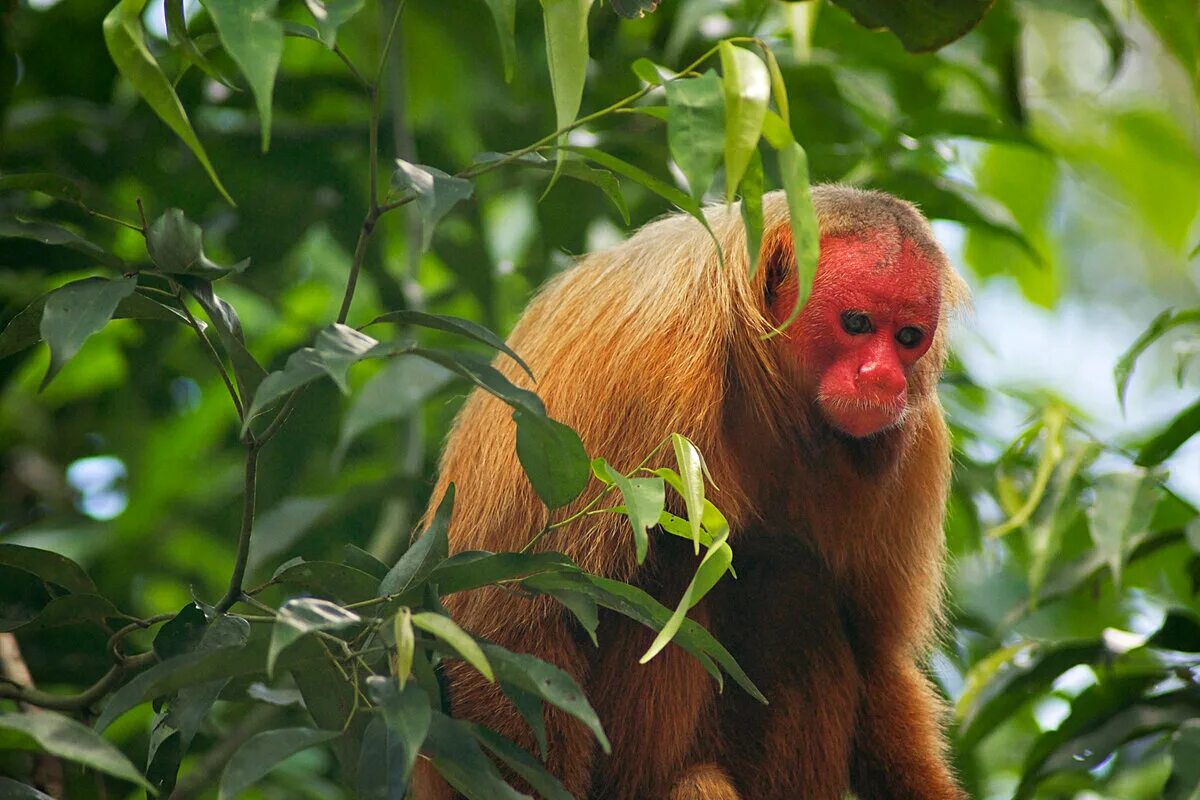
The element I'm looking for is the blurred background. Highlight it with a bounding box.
[1,0,1199,798]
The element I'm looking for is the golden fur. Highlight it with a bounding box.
[411,186,968,800]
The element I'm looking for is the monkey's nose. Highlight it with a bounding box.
[857,360,906,401]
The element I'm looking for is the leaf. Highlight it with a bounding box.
[246,496,334,576]
[1023,0,1127,77]
[4,594,124,635]
[411,612,494,682]
[828,0,992,52]
[0,218,122,267]
[365,677,431,790]
[1115,308,1200,408]
[204,0,283,151]
[103,0,232,204]
[473,152,629,225]
[179,277,266,407]
[153,603,208,660]
[1136,397,1200,466]
[664,70,724,201]
[538,0,595,183]
[1165,720,1200,800]
[147,209,249,279]
[343,544,389,579]
[391,160,474,252]
[1087,469,1160,586]
[393,609,414,690]
[424,551,578,597]
[671,434,707,553]
[0,712,152,790]
[273,560,379,605]
[302,0,365,48]
[640,526,732,663]
[718,43,769,201]
[593,458,663,563]
[768,136,819,335]
[379,486,454,596]
[336,357,454,462]
[267,597,361,676]
[739,149,765,277]
[0,172,83,204]
[480,643,609,752]
[0,776,55,799]
[631,57,669,85]
[408,348,545,417]
[472,726,573,800]
[38,276,137,389]
[501,686,549,758]
[514,411,590,510]
[218,727,340,800]
[364,309,532,378]
[423,712,531,800]
[481,0,517,81]
[165,0,237,90]
[0,544,96,594]
[611,0,661,18]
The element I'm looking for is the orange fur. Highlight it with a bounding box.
[410,187,967,800]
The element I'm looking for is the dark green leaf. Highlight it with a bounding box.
[180,278,266,403]
[218,727,340,800]
[6,594,124,635]
[40,276,137,388]
[103,0,232,203]
[273,560,379,604]
[828,0,992,52]
[268,597,361,676]
[204,0,283,151]
[147,209,249,278]
[409,348,545,417]
[165,0,237,89]
[364,309,532,378]
[365,678,431,790]
[0,712,152,790]
[0,173,83,204]
[474,152,630,225]
[424,711,530,800]
[514,411,590,510]
[472,726,573,800]
[1115,308,1200,408]
[0,218,122,267]
[1136,397,1200,466]
[739,149,765,277]
[153,603,208,660]
[0,776,54,799]
[664,70,724,201]
[379,486,454,596]
[0,544,96,594]
[391,160,474,252]
[1165,720,1200,800]
[336,357,454,462]
[343,544,388,579]
[425,550,578,597]
[501,686,549,758]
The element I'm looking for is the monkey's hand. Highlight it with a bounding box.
[667,763,742,800]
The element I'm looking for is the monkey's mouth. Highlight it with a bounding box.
[818,395,907,438]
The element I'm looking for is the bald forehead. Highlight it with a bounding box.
[814,232,941,315]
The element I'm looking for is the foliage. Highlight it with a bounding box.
[0,0,1198,798]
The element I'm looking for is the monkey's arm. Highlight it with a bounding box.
[849,658,964,800]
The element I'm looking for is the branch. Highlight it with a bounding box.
[0,652,156,712]
[0,633,65,796]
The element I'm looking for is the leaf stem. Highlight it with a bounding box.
[217,445,260,613]
[173,283,245,421]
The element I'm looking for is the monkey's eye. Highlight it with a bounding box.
[840,311,872,335]
[896,326,924,348]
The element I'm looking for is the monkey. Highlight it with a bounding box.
[410,185,969,800]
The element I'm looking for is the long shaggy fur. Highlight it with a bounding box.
[411,187,968,800]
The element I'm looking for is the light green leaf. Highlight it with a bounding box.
[391,160,474,252]
[640,527,733,664]
[103,0,232,204]
[481,0,517,81]
[412,611,494,682]
[514,411,590,510]
[664,70,724,201]
[1088,469,1160,586]
[671,433,706,553]
[0,712,152,790]
[539,0,595,181]
[336,357,454,462]
[39,276,137,389]
[204,0,283,152]
[593,458,664,564]
[719,43,769,201]
[739,149,765,277]
[393,608,414,690]
[267,597,361,676]
[1114,308,1200,409]
[769,133,819,336]
[218,728,339,800]
[303,0,365,48]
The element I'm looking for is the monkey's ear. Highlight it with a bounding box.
[760,227,797,308]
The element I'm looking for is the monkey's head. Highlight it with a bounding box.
[766,197,948,439]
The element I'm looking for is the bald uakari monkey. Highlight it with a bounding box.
[412,186,968,800]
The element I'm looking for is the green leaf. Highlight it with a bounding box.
[1136,397,1200,466]
[760,43,789,122]
[0,173,83,204]
[828,0,992,52]
[39,276,137,389]
[379,486,454,596]
[768,134,819,335]
[391,160,474,252]
[103,0,232,204]
[593,458,663,563]
[639,526,732,663]
[501,686,549,758]
[0,713,152,790]
[180,278,266,403]
[424,551,579,597]
[0,544,95,594]
[218,727,340,800]
[671,433,706,553]
[302,0,365,48]
[408,348,545,417]
[479,643,610,752]
[423,712,531,800]
[364,309,532,378]
[472,726,573,800]
[147,209,249,279]
[247,496,335,577]
[1115,308,1200,408]
[1165,720,1200,800]
[739,149,765,278]
[1087,469,1160,586]
[411,611,494,682]
[343,544,388,579]
[611,0,661,18]
[719,43,769,202]
[153,603,208,660]
[0,218,122,267]
[267,597,361,676]
[631,57,670,85]
[514,411,590,510]
[1024,0,1127,77]
[273,560,380,605]
[204,0,283,151]
[336,356,454,462]
[0,776,54,799]
[664,70,724,201]
[474,151,629,225]
[4,594,124,635]
[538,0,595,182]
[366,677,431,789]
[165,0,237,90]
[394,609,415,689]
[481,0,517,81]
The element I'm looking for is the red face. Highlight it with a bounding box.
[770,232,941,438]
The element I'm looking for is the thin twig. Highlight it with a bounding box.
[0,652,156,711]
[172,284,245,420]
[217,446,259,613]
